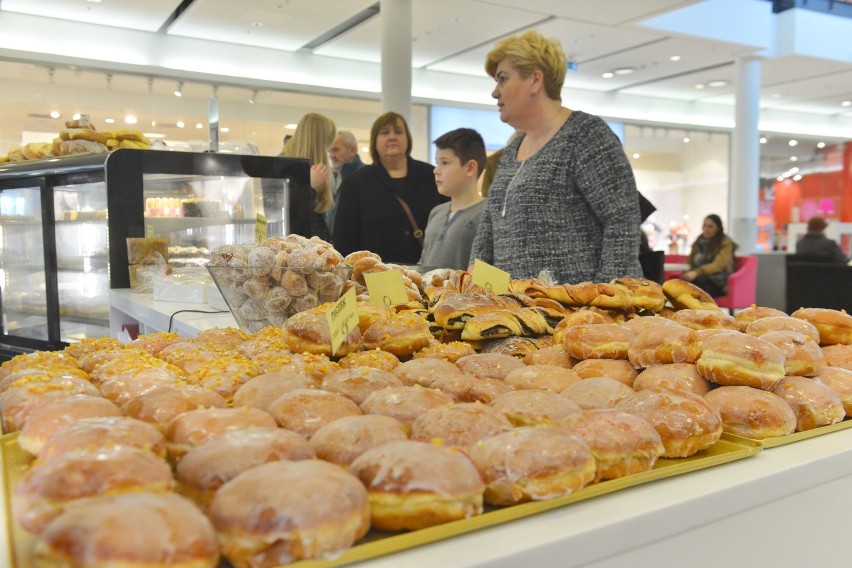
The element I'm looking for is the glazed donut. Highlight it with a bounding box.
[610,277,666,313]
[14,445,174,534]
[267,388,362,439]
[822,344,852,371]
[469,428,595,505]
[349,440,484,531]
[704,386,797,439]
[37,416,165,463]
[668,309,739,331]
[455,352,526,380]
[734,305,788,331]
[0,376,101,433]
[122,384,227,430]
[157,341,227,375]
[745,316,820,342]
[321,366,405,405]
[571,358,638,387]
[816,367,852,415]
[209,460,370,567]
[559,377,636,410]
[0,351,81,381]
[791,307,852,346]
[632,363,712,396]
[562,323,635,360]
[393,357,462,388]
[523,344,576,368]
[661,278,720,311]
[413,341,477,363]
[18,394,123,456]
[195,327,248,350]
[627,324,703,369]
[359,386,454,433]
[616,387,723,458]
[696,328,740,342]
[163,406,277,463]
[33,493,219,568]
[231,371,317,411]
[771,376,845,431]
[261,352,339,382]
[552,309,616,345]
[62,337,125,361]
[410,402,512,450]
[491,389,581,427]
[620,315,684,335]
[99,366,185,408]
[429,373,514,404]
[362,311,433,357]
[282,304,362,358]
[339,348,401,371]
[759,330,824,377]
[90,350,174,384]
[309,414,408,467]
[560,408,664,481]
[176,428,315,509]
[696,333,786,390]
[503,364,582,392]
[189,356,262,402]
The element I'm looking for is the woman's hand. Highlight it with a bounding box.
[682,270,698,282]
[310,163,329,192]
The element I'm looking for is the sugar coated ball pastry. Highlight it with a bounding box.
[157,340,226,375]
[62,337,125,361]
[571,359,638,387]
[0,351,82,382]
[502,364,582,392]
[822,344,852,371]
[362,311,433,357]
[560,377,636,410]
[177,428,315,509]
[339,348,401,371]
[491,389,581,427]
[321,366,405,405]
[414,341,478,363]
[0,376,101,434]
[37,416,166,463]
[758,330,824,377]
[562,323,635,360]
[209,460,369,567]
[163,406,277,463]
[455,352,526,380]
[410,402,513,451]
[127,331,182,355]
[620,314,684,335]
[734,305,788,332]
[350,440,484,531]
[393,357,462,388]
[668,309,740,331]
[283,303,362,358]
[122,383,227,430]
[267,388,362,439]
[14,445,174,534]
[429,373,514,404]
[90,350,177,385]
[33,492,219,567]
[262,351,340,382]
[771,376,845,431]
[632,363,712,396]
[815,367,852,415]
[359,386,454,434]
[98,366,185,408]
[195,326,248,350]
[231,371,317,411]
[18,394,123,456]
[469,427,595,505]
[791,307,852,346]
[627,324,702,369]
[309,414,409,468]
[696,333,786,390]
[616,387,723,458]
[745,316,820,342]
[523,344,576,368]
[703,386,797,439]
[551,309,614,345]
[560,408,664,481]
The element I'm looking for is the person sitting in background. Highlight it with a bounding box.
[681,214,737,297]
[795,216,848,263]
[420,128,487,270]
[333,111,446,264]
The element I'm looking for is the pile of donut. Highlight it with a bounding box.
[0,119,151,163]
[1,272,852,567]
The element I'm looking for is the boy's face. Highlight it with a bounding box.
[434,148,471,197]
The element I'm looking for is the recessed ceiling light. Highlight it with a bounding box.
[72,113,81,120]
[817,142,825,148]
[613,67,635,76]
[790,156,798,161]
[221,127,230,133]
[789,167,800,174]
[841,100,851,107]
[683,137,690,143]
[793,174,802,181]
[105,118,115,124]
[195,123,203,129]
[601,72,614,79]
[776,176,784,182]
[759,137,767,144]
[706,79,728,88]
[361,146,369,152]
[176,121,185,128]
[124,115,138,124]
[788,139,798,147]
[49,111,60,119]
[695,83,705,90]
[174,82,183,97]
[284,123,297,129]
[632,153,640,159]
[669,55,681,61]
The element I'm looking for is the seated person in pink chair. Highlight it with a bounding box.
[679,214,737,297]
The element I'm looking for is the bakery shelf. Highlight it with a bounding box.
[145,216,255,232]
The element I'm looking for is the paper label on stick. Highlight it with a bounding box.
[326,288,358,356]
[471,259,510,294]
[255,214,267,243]
[364,269,409,307]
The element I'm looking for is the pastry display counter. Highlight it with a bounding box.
[109,289,236,338]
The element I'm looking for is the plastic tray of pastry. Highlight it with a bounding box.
[722,417,852,448]
[2,432,760,568]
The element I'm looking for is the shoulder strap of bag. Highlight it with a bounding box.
[393,194,424,247]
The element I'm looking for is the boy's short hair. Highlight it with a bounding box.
[433,128,486,175]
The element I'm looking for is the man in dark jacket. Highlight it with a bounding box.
[795,216,848,263]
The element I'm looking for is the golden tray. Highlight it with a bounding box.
[2,432,759,568]
[722,417,852,448]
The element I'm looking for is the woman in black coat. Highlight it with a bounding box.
[333,112,446,264]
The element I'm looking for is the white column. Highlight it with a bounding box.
[380,0,412,123]
[730,56,761,255]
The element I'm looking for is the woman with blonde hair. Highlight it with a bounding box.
[280,112,336,239]
[469,30,643,283]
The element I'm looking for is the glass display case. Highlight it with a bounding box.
[0,150,309,355]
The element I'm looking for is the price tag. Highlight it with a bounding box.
[326,287,358,356]
[255,214,267,243]
[364,270,409,307]
[145,224,154,238]
[471,259,510,294]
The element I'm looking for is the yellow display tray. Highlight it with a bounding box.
[723,417,852,448]
[2,433,760,568]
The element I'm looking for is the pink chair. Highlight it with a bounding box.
[715,256,757,311]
